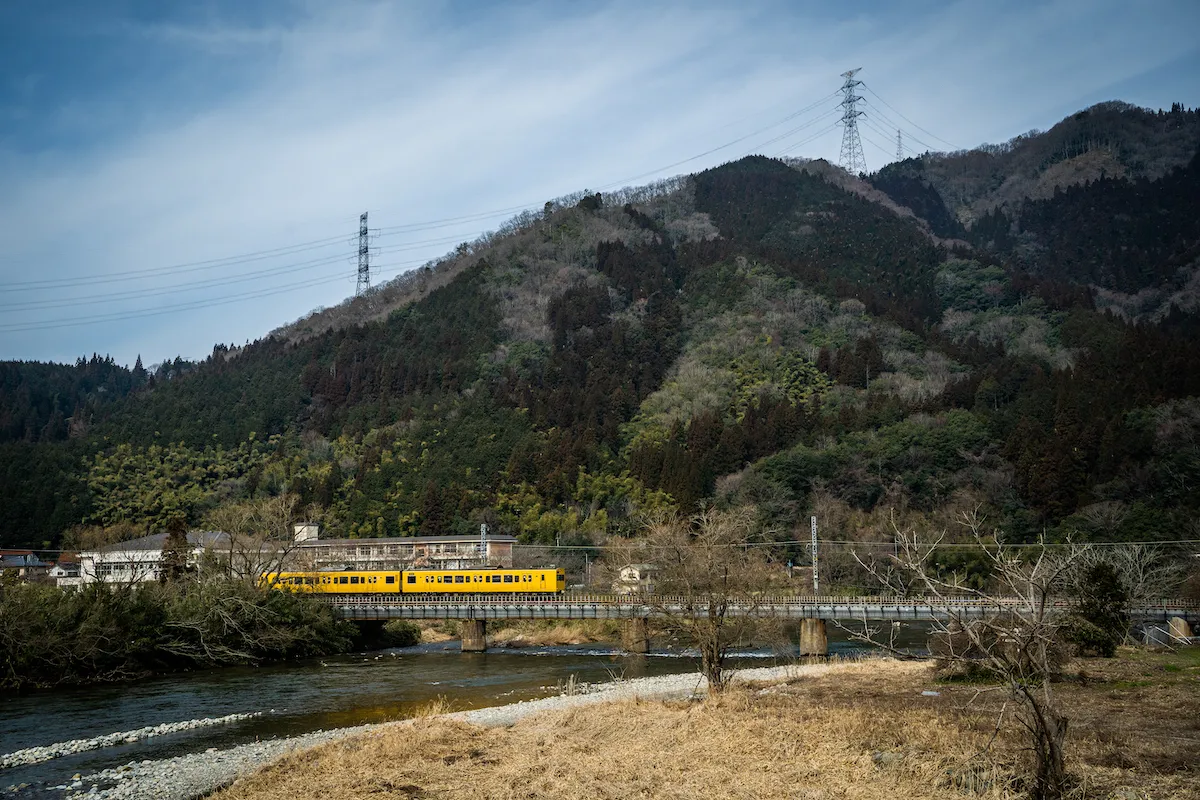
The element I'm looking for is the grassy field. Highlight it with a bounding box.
[213,650,1198,800]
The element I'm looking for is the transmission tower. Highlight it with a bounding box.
[896,129,904,161]
[356,211,370,296]
[837,68,867,174]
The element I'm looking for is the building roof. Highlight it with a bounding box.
[298,534,517,547]
[94,531,231,553]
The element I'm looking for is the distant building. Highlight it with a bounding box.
[78,532,230,585]
[0,549,51,581]
[613,563,658,595]
[49,559,82,587]
[294,530,516,571]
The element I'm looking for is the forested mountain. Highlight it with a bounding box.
[4,102,1200,557]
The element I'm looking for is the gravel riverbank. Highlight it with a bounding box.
[40,663,847,800]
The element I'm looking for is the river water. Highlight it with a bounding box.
[1,627,922,795]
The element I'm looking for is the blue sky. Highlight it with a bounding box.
[1,0,1197,367]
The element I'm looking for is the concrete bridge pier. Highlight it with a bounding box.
[622,618,650,654]
[461,620,487,652]
[1168,617,1194,641]
[799,618,828,657]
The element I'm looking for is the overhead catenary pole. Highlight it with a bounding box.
[837,68,867,174]
[355,212,370,296]
[810,515,819,595]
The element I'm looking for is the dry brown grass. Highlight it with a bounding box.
[486,620,621,648]
[212,653,1199,800]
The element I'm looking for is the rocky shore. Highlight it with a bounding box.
[7,663,844,800]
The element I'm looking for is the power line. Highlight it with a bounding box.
[749,108,842,153]
[0,234,350,292]
[0,252,350,312]
[594,90,843,191]
[0,230,490,313]
[773,121,841,158]
[514,539,1200,551]
[860,102,939,153]
[861,83,961,150]
[0,256,430,333]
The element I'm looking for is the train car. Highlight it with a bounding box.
[262,570,404,594]
[401,568,565,595]
[263,567,565,596]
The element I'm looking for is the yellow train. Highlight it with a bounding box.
[263,567,566,596]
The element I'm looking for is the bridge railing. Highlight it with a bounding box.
[318,593,1200,609]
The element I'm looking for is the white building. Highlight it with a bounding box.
[294,532,516,571]
[78,531,230,585]
[613,563,658,595]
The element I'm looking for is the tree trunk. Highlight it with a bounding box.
[1020,686,1069,800]
[700,637,725,693]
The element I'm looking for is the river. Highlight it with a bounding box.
[1,626,925,796]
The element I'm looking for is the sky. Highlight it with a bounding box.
[1,0,1197,367]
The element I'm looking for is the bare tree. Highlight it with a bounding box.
[605,507,780,693]
[843,510,1083,800]
[1069,544,1186,607]
[203,494,318,583]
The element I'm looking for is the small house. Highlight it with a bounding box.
[613,563,658,595]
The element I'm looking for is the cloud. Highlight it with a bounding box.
[0,0,1197,364]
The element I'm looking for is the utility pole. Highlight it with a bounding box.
[896,129,904,161]
[356,211,370,296]
[810,515,819,595]
[838,68,867,175]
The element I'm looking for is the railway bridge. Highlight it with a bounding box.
[324,595,1200,656]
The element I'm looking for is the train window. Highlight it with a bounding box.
[350,576,360,585]
[387,576,397,584]
[405,575,414,584]
[503,575,513,583]
[454,575,464,583]
[437,576,443,583]
[339,577,349,584]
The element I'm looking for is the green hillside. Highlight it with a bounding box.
[4,103,1200,554]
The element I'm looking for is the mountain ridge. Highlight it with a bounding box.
[3,101,1199,557]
